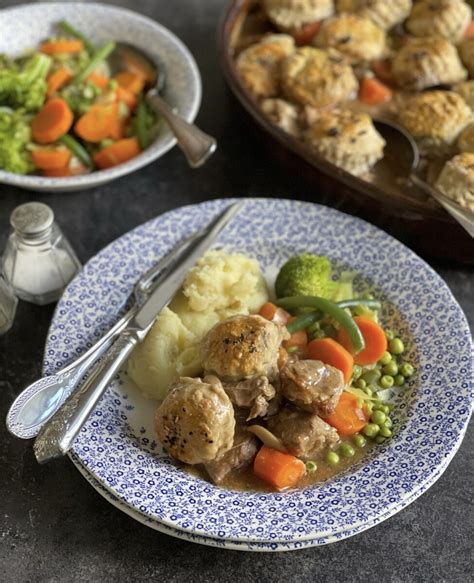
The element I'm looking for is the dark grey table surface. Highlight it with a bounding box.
[1,1,472,581]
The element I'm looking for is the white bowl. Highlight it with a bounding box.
[0,2,202,192]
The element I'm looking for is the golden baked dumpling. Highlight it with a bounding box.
[435,153,474,213]
[406,0,471,43]
[314,13,386,64]
[235,34,295,99]
[336,0,412,30]
[398,91,473,157]
[304,109,386,175]
[457,122,474,152]
[260,98,301,136]
[391,37,467,91]
[262,0,335,31]
[281,46,358,107]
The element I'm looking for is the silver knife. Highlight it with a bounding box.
[33,202,242,463]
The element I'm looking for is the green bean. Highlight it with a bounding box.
[277,296,365,353]
[286,311,320,335]
[59,134,94,168]
[136,99,150,150]
[337,299,381,310]
[58,20,97,54]
[74,41,116,84]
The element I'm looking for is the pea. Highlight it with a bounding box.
[394,374,405,386]
[352,365,362,380]
[306,461,317,473]
[354,378,367,389]
[384,417,393,428]
[380,405,390,415]
[365,402,374,415]
[363,423,380,438]
[379,351,392,366]
[371,410,387,425]
[375,435,386,445]
[353,434,366,448]
[380,426,392,438]
[339,443,355,458]
[400,363,415,377]
[362,369,382,385]
[389,338,404,355]
[326,451,340,466]
[385,329,395,341]
[363,386,374,397]
[383,361,399,376]
[380,375,394,388]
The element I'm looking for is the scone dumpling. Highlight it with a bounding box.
[201,315,289,381]
[391,37,467,91]
[405,0,471,44]
[260,98,301,136]
[262,0,335,32]
[454,80,474,110]
[235,34,295,99]
[281,47,358,107]
[314,14,386,64]
[304,109,386,175]
[336,0,412,30]
[155,376,235,465]
[459,38,474,78]
[435,153,474,213]
[398,91,473,157]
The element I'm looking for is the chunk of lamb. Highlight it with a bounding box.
[267,405,340,460]
[155,376,235,465]
[201,314,289,382]
[223,376,276,420]
[280,359,344,416]
[204,427,259,484]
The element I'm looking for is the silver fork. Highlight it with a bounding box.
[6,230,202,440]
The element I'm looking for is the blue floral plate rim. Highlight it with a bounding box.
[44,198,473,544]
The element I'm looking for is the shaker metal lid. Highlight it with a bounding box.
[10,202,54,235]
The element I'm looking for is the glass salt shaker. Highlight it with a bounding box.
[2,202,81,305]
[0,270,18,334]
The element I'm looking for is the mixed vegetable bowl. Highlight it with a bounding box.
[0,21,159,177]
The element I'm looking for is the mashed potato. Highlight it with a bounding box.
[127,250,269,400]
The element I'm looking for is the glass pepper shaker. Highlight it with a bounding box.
[0,270,18,334]
[2,202,82,305]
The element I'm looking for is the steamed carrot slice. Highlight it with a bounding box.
[113,71,145,95]
[74,103,120,142]
[324,391,368,436]
[42,164,87,177]
[306,337,353,383]
[259,302,292,325]
[359,77,393,105]
[31,148,71,170]
[116,86,137,109]
[47,67,73,97]
[31,98,74,144]
[93,137,141,169]
[337,316,387,366]
[119,52,156,84]
[291,21,321,46]
[254,446,306,490]
[88,72,110,88]
[40,39,84,54]
[284,323,308,355]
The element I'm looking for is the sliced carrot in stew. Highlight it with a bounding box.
[324,391,368,436]
[42,163,87,177]
[254,446,306,490]
[93,137,141,169]
[337,315,387,366]
[116,86,138,110]
[31,148,71,170]
[306,337,353,383]
[113,71,145,95]
[31,98,74,144]
[47,67,73,97]
[283,323,308,355]
[359,77,393,105]
[40,39,84,54]
[258,302,292,326]
[88,72,110,88]
[291,21,322,46]
[74,103,120,142]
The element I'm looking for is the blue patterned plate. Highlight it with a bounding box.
[44,199,473,544]
[0,2,201,192]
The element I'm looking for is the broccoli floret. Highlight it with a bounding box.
[0,53,51,111]
[0,109,34,174]
[275,254,335,299]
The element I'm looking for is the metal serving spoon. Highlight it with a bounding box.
[6,230,202,440]
[109,43,217,168]
[374,119,474,238]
